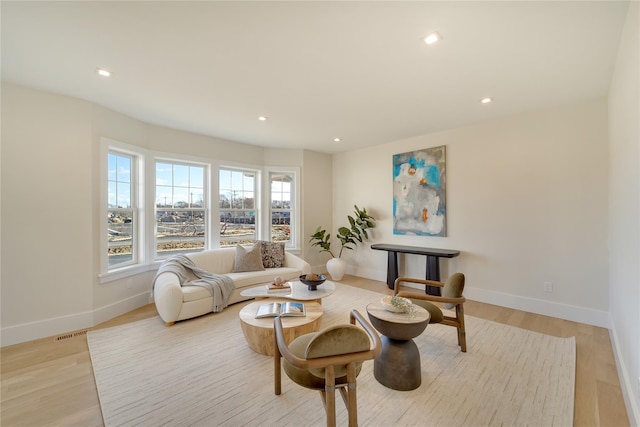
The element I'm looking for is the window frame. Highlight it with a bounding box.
[108,151,137,268]
[266,167,300,250]
[100,138,147,281]
[99,140,302,283]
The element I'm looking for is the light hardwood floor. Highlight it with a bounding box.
[1,276,630,427]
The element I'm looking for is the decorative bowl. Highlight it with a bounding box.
[299,274,327,291]
[380,295,413,313]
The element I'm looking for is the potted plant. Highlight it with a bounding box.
[309,205,376,280]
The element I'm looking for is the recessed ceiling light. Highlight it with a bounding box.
[258,116,268,121]
[480,97,493,104]
[423,32,441,45]
[96,68,112,77]
[333,138,341,143]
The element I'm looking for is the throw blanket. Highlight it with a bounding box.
[153,255,235,312]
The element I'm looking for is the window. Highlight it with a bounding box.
[155,161,206,258]
[270,172,294,247]
[107,151,137,268]
[219,168,257,247]
[102,140,301,280]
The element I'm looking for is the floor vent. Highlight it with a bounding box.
[55,329,89,341]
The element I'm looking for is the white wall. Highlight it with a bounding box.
[302,149,334,270]
[333,99,611,327]
[0,83,331,346]
[1,85,96,343]
[608,2,640,424]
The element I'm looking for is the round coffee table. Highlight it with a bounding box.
[240,280,336,302]
[366,301,430,391]
[239,299,323,356]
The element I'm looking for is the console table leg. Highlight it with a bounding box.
[387,251,399,289]
[425,256,442,296]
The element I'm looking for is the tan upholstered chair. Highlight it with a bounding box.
[394,273,467,352]
[273,310,381,427]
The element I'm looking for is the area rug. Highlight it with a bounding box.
[88,284,575,427]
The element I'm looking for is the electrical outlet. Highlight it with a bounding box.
[543,281,553,292]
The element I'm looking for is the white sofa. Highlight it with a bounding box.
[153,247,311,325]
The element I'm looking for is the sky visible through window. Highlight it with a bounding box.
[219,169,256,209]
[108,153,131,208]
[156,162,204,207]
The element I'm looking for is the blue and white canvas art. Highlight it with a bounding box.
[393,146,446,236]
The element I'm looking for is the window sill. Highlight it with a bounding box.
[99,263,157,284]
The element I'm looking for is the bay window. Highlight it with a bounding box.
[103,139,301,280]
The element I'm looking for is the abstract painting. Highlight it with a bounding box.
[393,145,446,236]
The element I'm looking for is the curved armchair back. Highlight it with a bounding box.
[273,309,381,427]
[394,273,467,352]
[305,324,371,378]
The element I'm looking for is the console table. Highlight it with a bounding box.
[371,243,460,294]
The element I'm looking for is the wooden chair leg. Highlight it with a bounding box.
[457,305,467,352]
[274,334,282,395]
[338,387,349,408]
[346,363,358,427]
[325,366,336,427]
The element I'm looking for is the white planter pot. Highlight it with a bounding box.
[326,257,346,281]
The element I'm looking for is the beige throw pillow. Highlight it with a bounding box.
[233,243,265,272]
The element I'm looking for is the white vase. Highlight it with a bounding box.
[326,257,346,281]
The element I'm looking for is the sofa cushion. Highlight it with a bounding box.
[233,243,265,272]
[260,241,285,268]
[181,285,214,302]
[228,267,301,288]
[188,248,235,274]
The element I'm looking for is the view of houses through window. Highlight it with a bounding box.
[270,172,293,246]
[107,151,136,267]
[219,168,257,247]
[106,143,298,272]
[155,161,206,258]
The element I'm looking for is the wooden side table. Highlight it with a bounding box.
[239,299,323,356]
[366,301,430,391]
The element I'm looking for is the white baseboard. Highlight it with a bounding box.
[1,291,152,347]
[464,286,611,328]
[609,323,640,426]
[1,310,94,347]
[348,266,612,328]
[92,291,152,325]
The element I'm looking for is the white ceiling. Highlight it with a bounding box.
[1,1,630,154]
